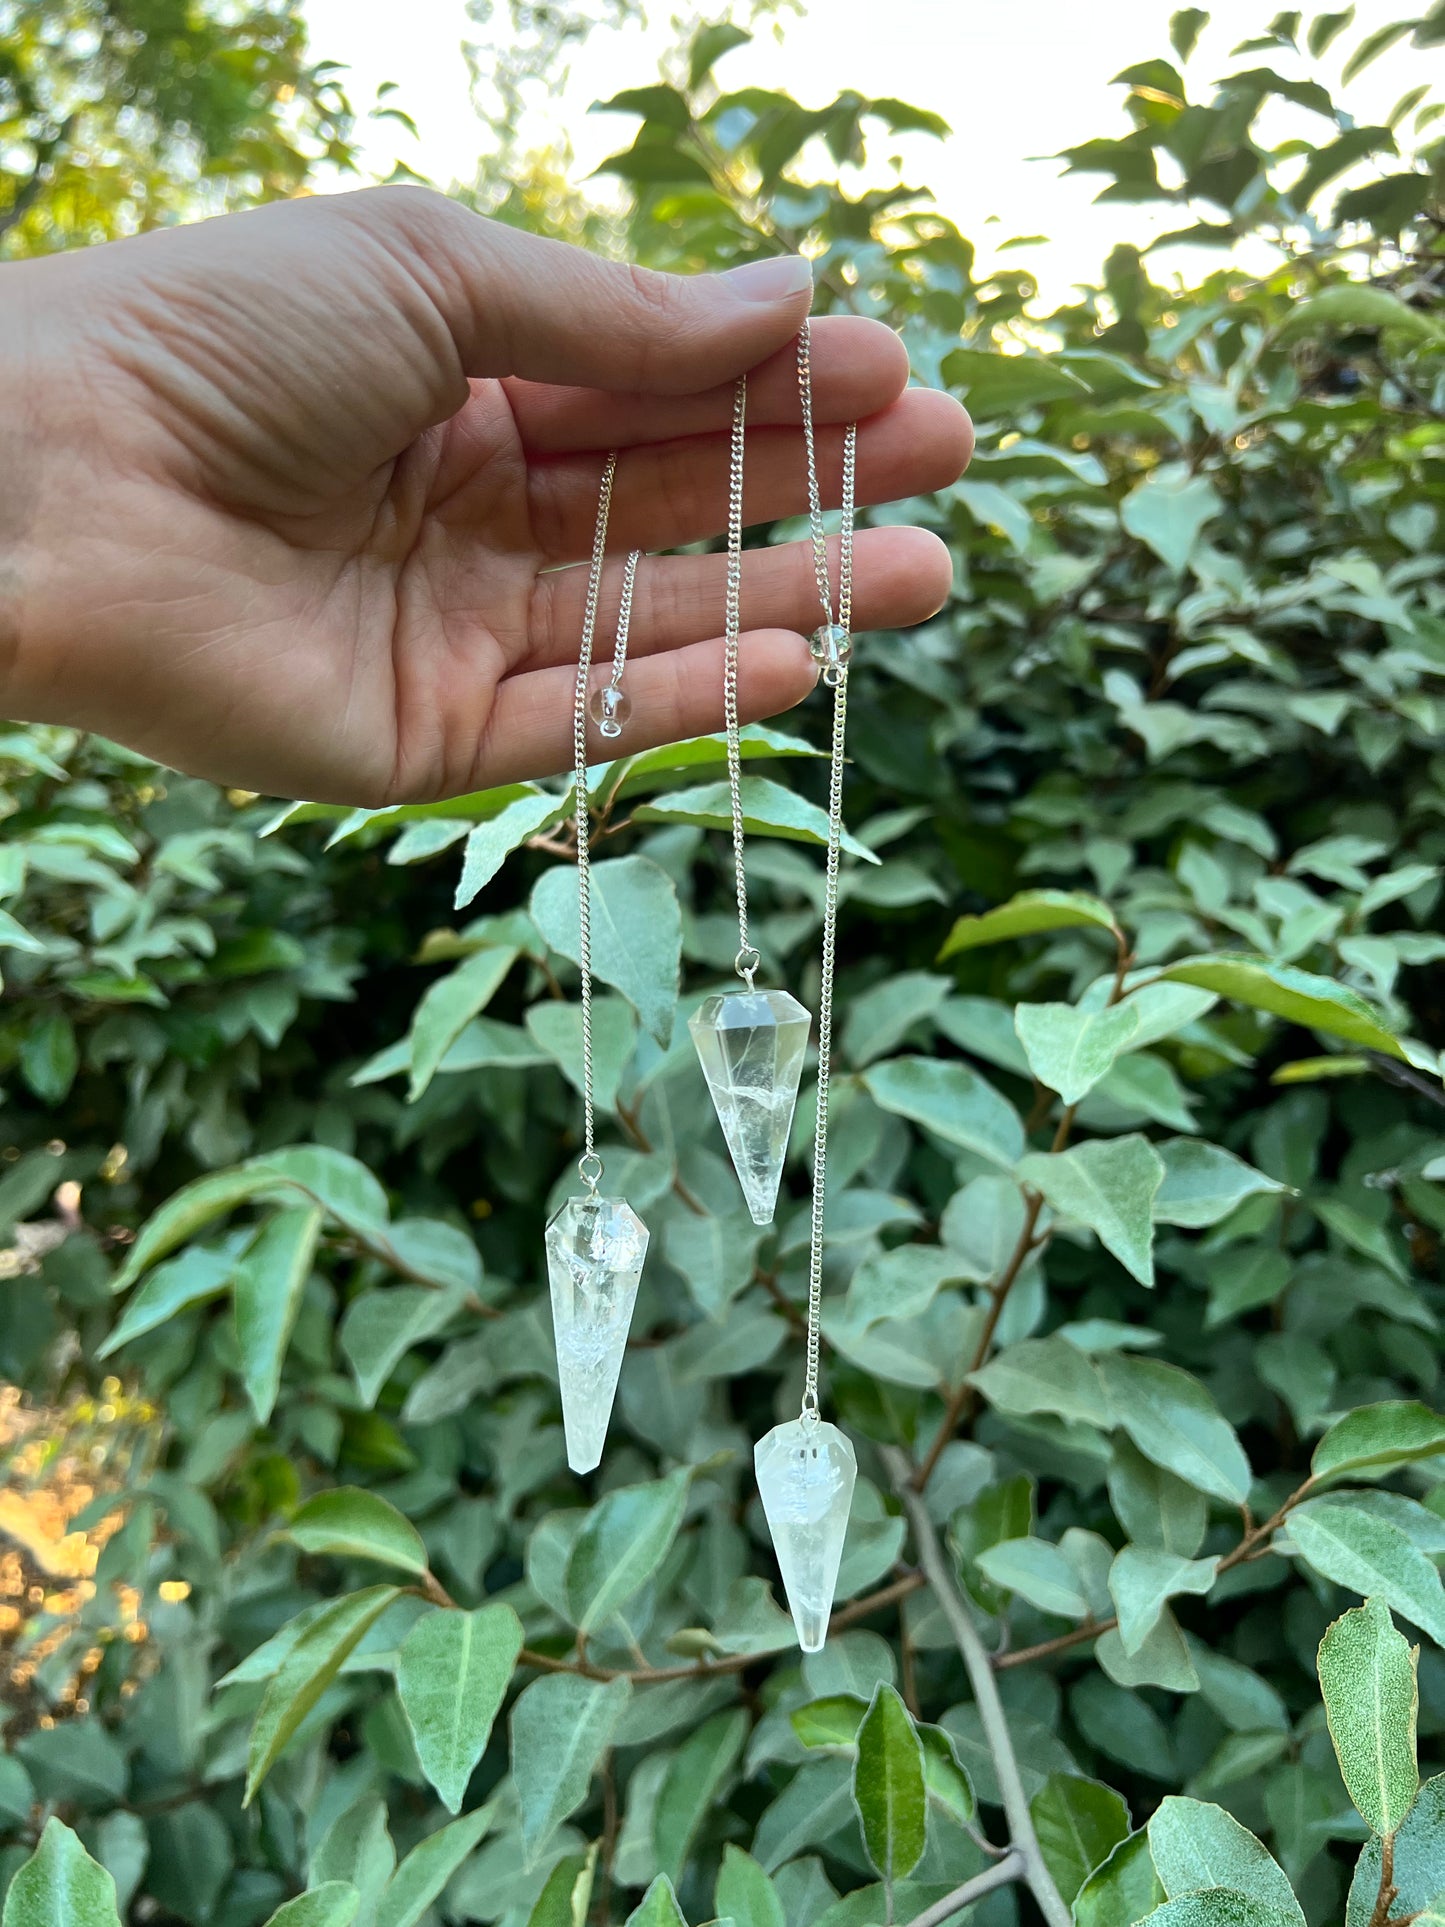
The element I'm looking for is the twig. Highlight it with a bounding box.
[514,1571,926,1684]
[1368,1830,1397,1927]
[995,1617,1115,1671]
[901,1852,1025,1927]
[883,1447,1072,1927]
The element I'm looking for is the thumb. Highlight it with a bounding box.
[376,185,815,395]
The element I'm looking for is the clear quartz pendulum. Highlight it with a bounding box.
[689,373,811,1226]
[755,323,859,1651]
[544,471,649,1475]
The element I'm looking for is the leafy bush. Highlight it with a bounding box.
[5,5,1445,1925]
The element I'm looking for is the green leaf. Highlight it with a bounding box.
[1138,1897,1301,1926]
[654,1709,748,1884]
[1095,1353,1251,1503]
[455,791,565,909]
[1015,1001,1141,1104]
[244,1587,401,1803]
[233,1205,324,1424]
[791,1696,868,1749]
[524,1850,597,1927]
[1318,1597,1419,1836]
[19,1013,78,1104]
[511,1674,632,1865]
[689,20,750,84]
[408,947,520,1100]
[288,1488,430,1577]
[311,1799,395,1922]
[1148,1797,1303,1922]
[862,1056,1024,1168]
[113,1167,276,1292]
[622,1879,687,1927]
[565,1468,690,1632]
[526,997,636,1114]
[633,776,879,862]
[1030,1773,1130,1908]
[939,888,1119,958]
[941,346,1091,415]
[396,1604,522,1814]
[714,1847,785,1927]
[247,1146,390,1236]
[1108,1548,1220,1655]
[1076,1830,1166,1927]
[264,1889,360,1927]
[1017,1136,1165,1287]
[14,1723,124,1812]
[969,1335,1112,1430]
[1153,1140,1288,1228]
[1347,1775,1445,1925]
[375,1807,495,1927]
[340,1283,468,1408]
[852,1684,927,1885]
[1109,1439,1207,1557]
[531,855,681,1046]
[1121,465,1221,573]
[1155,956,1407,1060]
[0,1820,121,1927]
[1289,1500,1445,1646]
[97,1243,239,1356]
[1312,1403,1445,1486]
[976,1537,1090,1618]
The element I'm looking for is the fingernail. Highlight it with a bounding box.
[721,254,813,302]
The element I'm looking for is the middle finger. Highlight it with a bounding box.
[522,387,973,561]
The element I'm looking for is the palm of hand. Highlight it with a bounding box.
[15,189,969,803]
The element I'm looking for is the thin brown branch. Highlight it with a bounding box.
[515,1572,926,1686]
[995,1617,1115,1671]
[1369,1830,1398,1927]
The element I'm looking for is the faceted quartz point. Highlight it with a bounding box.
[545,1193,649,1473]
[689,988,811,1225]
[756,1416,857,1651]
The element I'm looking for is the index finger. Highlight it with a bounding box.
[503,315,909,454]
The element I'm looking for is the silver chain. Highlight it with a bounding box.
[798,321,855,637]
[573,452,619,1193]
[723,375,759,987]
[800,319,858,1418]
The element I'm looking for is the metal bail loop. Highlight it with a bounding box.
[577,1149,604,1193]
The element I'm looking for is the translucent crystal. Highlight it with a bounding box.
[689,988,811,1225]
[755,1417,857,1651]
[809,623,852,684]
[545,1193,649,1473]
[588,684,631,738]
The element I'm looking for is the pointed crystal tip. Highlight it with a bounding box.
[755,1416,857,1651]
[545,1193,649,1473]
[689,988,811,1226]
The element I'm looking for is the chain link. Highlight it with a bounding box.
[722,375,758,986]
[573,452,618,1189]
[800,319,858,1418]
[607,548,642,698]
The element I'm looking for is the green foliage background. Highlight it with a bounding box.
[4,4,1445,1924]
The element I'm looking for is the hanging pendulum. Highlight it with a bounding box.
[544,461,649,1475]
[689,374,812,1227]
[755,325,859,1650]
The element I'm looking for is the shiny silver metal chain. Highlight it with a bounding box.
[801,319,858,1418]
[573,452,619,1193]
[723,375,759,987]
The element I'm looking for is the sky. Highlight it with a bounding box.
[299,0,1435,300]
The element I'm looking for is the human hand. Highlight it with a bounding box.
[3,187,971,804]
